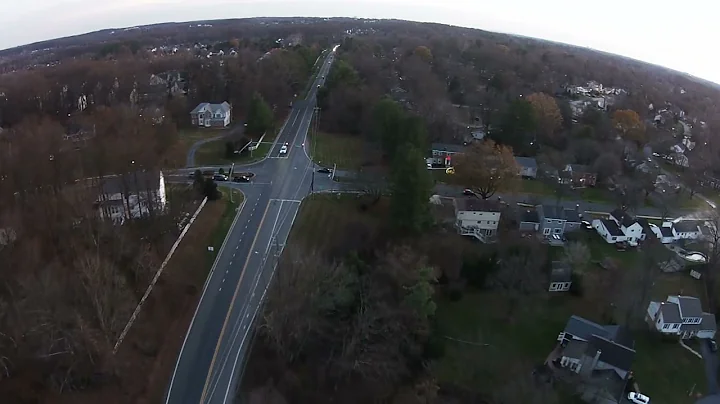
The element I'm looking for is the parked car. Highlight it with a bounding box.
[581,220,592,229]
[710,339,718,352]
[627,392,650,404]
[280,143,288,154]
[232,175,250,183]
[213,174,228,181]
[317,167,332,174]
[463,189,475,196]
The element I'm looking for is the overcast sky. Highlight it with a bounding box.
[2,0,717,83]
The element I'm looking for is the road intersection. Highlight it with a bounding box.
[165,49,336,404]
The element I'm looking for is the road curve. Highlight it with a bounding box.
[165,48,337,404]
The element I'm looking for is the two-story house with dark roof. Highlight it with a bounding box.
[554,315,635,403]
[537,204,582,240]
[647,295,716,339]
[95,170,167,225]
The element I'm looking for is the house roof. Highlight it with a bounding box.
[539,204,565,220]
[455,197,500,213]
[563,208,581,223]
[563,315,611,341]
[603,325,635,349]
[674,221,701,233]
[190,102,209,114]
[550,261,572,283]
[191,102,231,115]
[515,156,537,169]
[585,335,635,373]
[702,313,717,332]
[431,143,465,153]
[99,170,162,196]
[660,225,674,237]
[568,164,593,174]
[610,209,636,228]
[659,302,682,324]
[677,296,704,318]
[520,209,539,223]
[600,218,625,237]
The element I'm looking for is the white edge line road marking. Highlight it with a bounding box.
[206,217,277,401]
[208,200,301,400]
[222,203,302,402]
[205,199,287,400]
[165,191,247,404]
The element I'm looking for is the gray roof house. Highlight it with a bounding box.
[515,156,538,178]
[555,316,635,403]
[190,102,232,128]
[537,204,582,243]
[647,295,717,340]
[549,261,572,292]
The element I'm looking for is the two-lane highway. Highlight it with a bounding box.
[166,47,337,404]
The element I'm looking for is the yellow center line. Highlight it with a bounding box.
[199,201,272,403]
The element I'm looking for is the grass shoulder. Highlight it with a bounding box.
[308,132,377,170]
[195,138,271,165]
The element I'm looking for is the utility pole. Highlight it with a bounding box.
[229,162,235,203]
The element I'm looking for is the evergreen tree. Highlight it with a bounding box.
[245,92,274,137]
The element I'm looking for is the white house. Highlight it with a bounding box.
[549,261,572,292]
[592,218,627,244]
[593,210,653,245]
[646,295,716,340]
[96,170,167,225]
[610,209,646,244]
[455,197,501,243]
[190,102,232,128]
[672,220,702,240]
[651,223,676,244]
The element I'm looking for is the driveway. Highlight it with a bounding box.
[699,338,720,395]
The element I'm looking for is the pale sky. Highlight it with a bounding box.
[2,0,717,83]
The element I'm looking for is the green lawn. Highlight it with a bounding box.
[195,139,271,165]
[519,179,557,196]
[308,132,371,170]
[578,187,615,204]
[207,188,243,267]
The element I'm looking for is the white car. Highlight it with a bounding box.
[628,392,650,404]
[279,143,288,154]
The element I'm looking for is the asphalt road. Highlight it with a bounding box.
[165,49,336,404]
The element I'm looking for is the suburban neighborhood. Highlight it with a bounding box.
[2,15,720,404]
